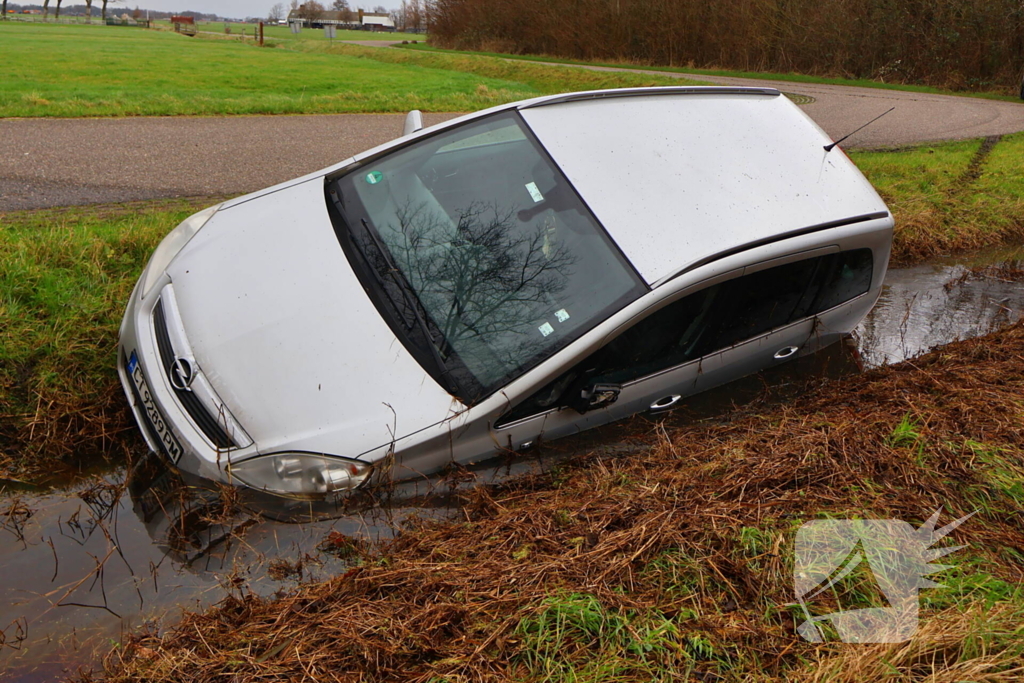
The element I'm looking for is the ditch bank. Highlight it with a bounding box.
[0,250,1022,681]
[86,305,1024,682]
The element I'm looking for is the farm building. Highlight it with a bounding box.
[286,8,395,30]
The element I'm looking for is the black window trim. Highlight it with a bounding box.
[655,211,890,287]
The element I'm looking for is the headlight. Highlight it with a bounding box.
[228,452,372,498]
[140,204,220,298]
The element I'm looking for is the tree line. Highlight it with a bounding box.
[2,1,127,21]
[427,0,1024,91]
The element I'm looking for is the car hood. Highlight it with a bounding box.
[166,177,462,459]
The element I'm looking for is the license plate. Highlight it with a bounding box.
[129,351,184,464]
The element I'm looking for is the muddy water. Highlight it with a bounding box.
[2,248,1022,682]
[855,247,1024,366]
[0,463,479,682]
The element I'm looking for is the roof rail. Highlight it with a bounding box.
[518,86,781,110]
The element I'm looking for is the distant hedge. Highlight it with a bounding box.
[427,0,1024,92]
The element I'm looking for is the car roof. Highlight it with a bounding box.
[518,88,889,285]
[231,87,889,286]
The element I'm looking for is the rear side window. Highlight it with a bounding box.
[500,249,873,423]
[812,248,874,313]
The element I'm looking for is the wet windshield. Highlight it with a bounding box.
[328,112,646,402]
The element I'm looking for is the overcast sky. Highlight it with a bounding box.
[133,1,403,20]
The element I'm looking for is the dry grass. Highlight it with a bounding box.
[796,603,1024,683]
[92,322,1024,682]
[0,197,225,480]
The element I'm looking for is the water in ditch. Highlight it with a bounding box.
[2,247,1023,682]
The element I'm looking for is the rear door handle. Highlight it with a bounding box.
[774,345,799,359]
[650,395,682,412]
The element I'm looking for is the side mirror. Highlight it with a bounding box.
[403,110,423,137]
[570,383,621,414]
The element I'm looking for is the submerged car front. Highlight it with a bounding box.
[116,176,464,499]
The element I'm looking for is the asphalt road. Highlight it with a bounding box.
[3,54,1024,211]
[0,113,460,211]
[583,65,1024,148]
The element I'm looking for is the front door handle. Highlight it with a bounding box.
[650,395,682,412]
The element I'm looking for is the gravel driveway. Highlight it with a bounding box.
[3,59,1024,211]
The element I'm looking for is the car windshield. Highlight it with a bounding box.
[327,111,647,403]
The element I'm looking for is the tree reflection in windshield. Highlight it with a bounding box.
[387,199,579,385]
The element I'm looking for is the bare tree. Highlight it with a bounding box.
[335,0,355,23]
[268,2,285,21]
[54,0,62,20]
[297,1,325,23]
[378,200,577,380]
[84,0,92,22]
[402,0,423,31]
[42,0,49,19]
[101,0,122,20]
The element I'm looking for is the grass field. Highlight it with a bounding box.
[0,198,218,480]
[397,43,1024,103]
[0,22,693,117]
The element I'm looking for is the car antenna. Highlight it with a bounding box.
[824,107,895,152]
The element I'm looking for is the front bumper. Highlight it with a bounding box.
[117,276,256,485]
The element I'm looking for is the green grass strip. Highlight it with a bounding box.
[0,22,704,118]
[0,199,214,475]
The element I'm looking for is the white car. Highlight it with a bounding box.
[118,87,893,499]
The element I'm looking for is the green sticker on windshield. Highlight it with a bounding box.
[365,171,384,185]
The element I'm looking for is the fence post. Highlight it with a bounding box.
[259,21,264,47]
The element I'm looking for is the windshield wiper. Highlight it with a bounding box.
[357,219,461,395]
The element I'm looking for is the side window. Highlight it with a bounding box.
[497,249,872,425]
[687,257,821,359]
[810,248,874,313]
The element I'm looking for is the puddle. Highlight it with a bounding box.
[855,246,1024,367]
[0,448,564,682]
[2,246,1022,682]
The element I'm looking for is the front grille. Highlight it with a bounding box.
[153,300,236,449]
